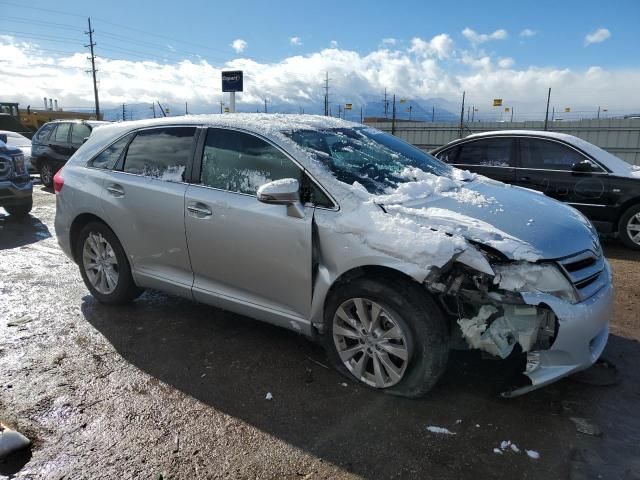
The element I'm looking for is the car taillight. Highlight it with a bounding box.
[53,170,64,193]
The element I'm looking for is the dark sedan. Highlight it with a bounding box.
[432,130,640,250]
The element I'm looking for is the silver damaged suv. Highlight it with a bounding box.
[54,115,613,397]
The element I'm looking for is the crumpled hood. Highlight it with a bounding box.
[386,180,599,261]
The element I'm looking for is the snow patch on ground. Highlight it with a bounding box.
[426,426,456,435]
[526,449,540,459]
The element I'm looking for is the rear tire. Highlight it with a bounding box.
[39,161,54,188]
[619,204,640,250]
[76,221,144,304]
[4,197,33,217]
[323,276,449,398]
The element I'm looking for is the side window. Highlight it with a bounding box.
[89,134,133,170]
[457,138,515,167]
[201,128,303,195]
[71,123,92,145]
[122,127,196,181]
[435,145,460,163]
[34,124,55,142]
[53,123,71,143]
[520,139,588,171]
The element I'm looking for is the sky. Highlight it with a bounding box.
[1,0,639,120]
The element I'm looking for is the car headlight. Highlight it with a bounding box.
[493,262,578,303]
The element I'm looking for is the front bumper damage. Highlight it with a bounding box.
[431,253,612,397]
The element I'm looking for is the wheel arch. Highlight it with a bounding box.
[615,197,640,232]
[69,212,114,263]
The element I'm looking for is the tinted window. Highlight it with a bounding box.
[53,123,71,143]
[520,139,587,171]
[34,124,55,142]
[123,127,195,181]
[457,138,514,167]
[71,123,91,145]
[201,128,302,195]
[89,134,133,170]
[436,145,460,163]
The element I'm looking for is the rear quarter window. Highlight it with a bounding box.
[34,124,55,143]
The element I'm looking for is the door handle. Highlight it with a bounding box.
[106,183,125,197]
[187,202,212,217]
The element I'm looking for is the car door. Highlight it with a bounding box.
[439,137,517,183]
[49,123,73,164]
[516,137,610,222]
[99,126,197,297]
[184,127,313,321]
[70,123,92,154]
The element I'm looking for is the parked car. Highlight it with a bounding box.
[0,130,35,173]
[31,120,109,187]
[431,131,640,250]
[0,133,33,217]
[54,115,611,398]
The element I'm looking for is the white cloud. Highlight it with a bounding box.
[585,28,611,46]
[519,29,537,38]
[409,34,454,60]
[381,38,397,46]
[462,28,508,45]
[498,57,514,68]
[289,36,302,46]
[329,40,339,48]
[230,39,247,53]
[1,35,638,118]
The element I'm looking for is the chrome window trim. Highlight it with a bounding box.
[567,202,607,208]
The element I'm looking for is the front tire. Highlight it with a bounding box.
[39,161,54,188]
[619,204,640,250]
[76,222,143,304]
[324,277,449,398]
[4,197,33,217]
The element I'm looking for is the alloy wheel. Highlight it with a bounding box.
[627,213,640,246]
[40,163,52,186]
[333,298,410,388]
[82,232,119,294]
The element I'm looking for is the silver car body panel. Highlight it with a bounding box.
[54,114,614,394]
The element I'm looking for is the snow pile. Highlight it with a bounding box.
[426,426,456,435]
[526,449,540,459]
[257,177,299,195]
[335,201,467,270]
[631,165,640,178]
[373,167,494,207]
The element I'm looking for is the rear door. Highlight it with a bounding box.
[99,126,197,296]
[49,123,73,164]
[516,137,610,221]
[184,127,313,320]
[70,123,92,154]
[439,137,517,183]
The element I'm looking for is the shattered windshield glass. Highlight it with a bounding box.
[285,127,453,194]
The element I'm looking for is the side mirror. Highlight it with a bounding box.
[0,134,7,144]
[257,178,304,218]
[572,160,593,173]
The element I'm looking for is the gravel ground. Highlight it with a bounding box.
[1,185,639,479]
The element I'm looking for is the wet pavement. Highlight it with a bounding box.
[1,185,639,479]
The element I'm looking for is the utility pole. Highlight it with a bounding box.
[219,101,224,114]
[466,106,470,122]
[185,102,188,115]
[432,105,435,122]
[122,104,126,121]
[360,105,363,123]
[85,17,100,119]
[264,98,268,113]
[510,107,514,122]
[552,106,555,121]
[459,91,466,137]
[157,101,166,117]
[597,105,601,120]
[324,72,330,116]
[408,105,413,121]
[471,106,475,123]
[544,87,551,131]
[391,94,397,135]
[384,88,389,118]
[151,103,156,118]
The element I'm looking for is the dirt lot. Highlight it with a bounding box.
[1,186,639,479]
